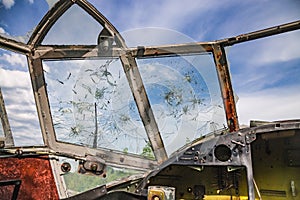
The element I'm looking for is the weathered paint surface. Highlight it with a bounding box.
[0,157,59,200]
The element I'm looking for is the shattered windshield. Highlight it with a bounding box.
[44,58,151,156]
[44,52,227,156]
[137,54,226,155]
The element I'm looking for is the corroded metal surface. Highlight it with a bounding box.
[0,157,59,200]
[212,44,239,132]
[0,35,31,54]
[219,20,300,47]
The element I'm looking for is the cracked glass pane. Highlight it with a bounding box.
[44,58,151,156]
[137,53,227,155]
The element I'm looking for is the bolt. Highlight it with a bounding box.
[194,156,199,161]
[61,162,71,173]
[91,163,98,171]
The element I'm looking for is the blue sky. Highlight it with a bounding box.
[0,0,300,146]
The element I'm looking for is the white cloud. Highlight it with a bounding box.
[98,0,229,32]
[122,27,195,47]
[1,0,15,9]
[237,85,300,125]
[0,27,7,34]
[228,31,300,69]
[0,68,30,88]
[45,0,58,8]
[133,1,212,28]
[251,32,300,65]
[1,0,35,9]
[0,52,27,68]
[0,68,43,146]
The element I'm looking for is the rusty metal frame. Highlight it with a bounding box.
[0,0,300,171]
[212,44,239,132]
[0,36,31,54]
[217,20,300,47]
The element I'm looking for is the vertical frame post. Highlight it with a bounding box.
[120,52,168,163]
[0,87,14,146]
[212,44,239,132]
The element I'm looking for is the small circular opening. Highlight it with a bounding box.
[214,144,232,162]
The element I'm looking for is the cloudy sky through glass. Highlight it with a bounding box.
[0,0,300,148]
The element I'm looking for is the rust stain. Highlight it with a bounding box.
[213,44,239,132]
[0,157,59,200]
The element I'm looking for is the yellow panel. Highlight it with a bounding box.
[204,195,258,200]
[148,189,165,200]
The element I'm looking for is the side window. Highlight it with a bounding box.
[228,32,300,125]
[0,49,43,146]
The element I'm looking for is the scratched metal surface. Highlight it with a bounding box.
[0,157,59,200]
